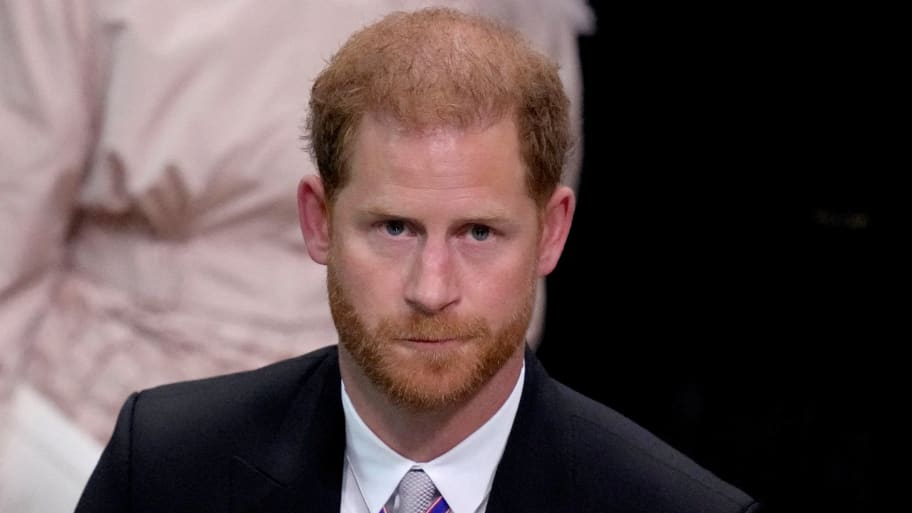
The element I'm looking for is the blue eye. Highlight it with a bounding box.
[470,225,490,241]
[385,220,406,236]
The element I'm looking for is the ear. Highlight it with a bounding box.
[537,185,576,276]
[297,175,331,265]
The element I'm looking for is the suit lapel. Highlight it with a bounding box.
[225,347,574,512]
[486,348,575,512]
[230,350,346,513]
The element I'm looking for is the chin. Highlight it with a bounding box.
[378,334,523,410]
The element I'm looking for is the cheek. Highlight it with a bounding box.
[332,242,404,315]
[464,249,538,316]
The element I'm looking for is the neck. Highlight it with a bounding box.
[339,345,525,462]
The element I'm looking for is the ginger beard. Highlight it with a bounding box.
[327,261,535,411]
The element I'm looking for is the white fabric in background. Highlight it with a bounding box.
[0,385,103,513]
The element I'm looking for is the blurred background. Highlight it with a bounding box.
[538,1,894,512]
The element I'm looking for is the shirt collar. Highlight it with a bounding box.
[342,363,525,513]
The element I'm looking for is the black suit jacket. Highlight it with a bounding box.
[75,346,761,512]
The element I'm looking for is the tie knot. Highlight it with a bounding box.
[394,469,441,513]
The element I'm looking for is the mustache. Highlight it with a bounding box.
[376,315,490,340]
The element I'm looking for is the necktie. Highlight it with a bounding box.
[383,469,450,513]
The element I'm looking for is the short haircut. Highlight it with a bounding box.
[304,7,572,208]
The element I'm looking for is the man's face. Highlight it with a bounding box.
[327,113,541,411]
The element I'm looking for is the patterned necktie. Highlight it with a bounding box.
[382,469,450,513]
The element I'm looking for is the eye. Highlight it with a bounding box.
[469,224,491,241]
[384,220,407,236]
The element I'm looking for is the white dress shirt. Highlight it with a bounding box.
[340,363,525,513]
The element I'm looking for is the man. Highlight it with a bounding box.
[75,8,761,512]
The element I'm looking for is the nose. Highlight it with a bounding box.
[404,237,459,314]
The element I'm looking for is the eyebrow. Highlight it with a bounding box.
[362,207,517,228]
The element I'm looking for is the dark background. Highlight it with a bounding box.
[538,2,897,512]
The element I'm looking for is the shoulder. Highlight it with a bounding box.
[77,347,342,512]
[124,345,338,447]
[549,381,760,512]
[139,345,336,398]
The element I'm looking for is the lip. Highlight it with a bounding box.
[399,337,468,346]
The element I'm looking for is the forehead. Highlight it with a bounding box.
[341,113,531,207]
